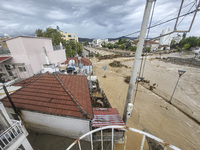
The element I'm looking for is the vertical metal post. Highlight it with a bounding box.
[123,131,127,150]
[169,76,180,104]
[140,135,146,150]
[90,134,93,150]
[101,130,103,150]
[3,85,19,115]
[123,0,156,124]
[112,128,114,150]
[78,141,82,150]
[1,138,6,146]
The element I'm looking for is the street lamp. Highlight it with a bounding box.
[169,70,186,104]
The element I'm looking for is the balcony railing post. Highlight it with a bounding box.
[66,125,180,150]
[0,121,23,149]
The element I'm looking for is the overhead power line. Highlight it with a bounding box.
[153,1,196,25]
[120,8,200,38]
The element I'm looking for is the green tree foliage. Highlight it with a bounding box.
[170,40,176,49]
[83,41,89,46]
[125,41,131,50]
[107,43,114,49]
[179,36,200,49]
[101,42,107,48]
[35,28,82,58]
[35,29,43,37]
[183,43,191,50]
[131,46,137,51]
[145,47,151,53]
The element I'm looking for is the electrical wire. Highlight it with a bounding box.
[119,7,200,38]
[153,1,195,25]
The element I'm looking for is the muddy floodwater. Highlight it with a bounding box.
[92,52,200,150]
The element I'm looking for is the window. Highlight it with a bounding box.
[18,67,26,72]
[0,68,2,72]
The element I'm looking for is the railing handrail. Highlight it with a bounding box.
[66,125,181,150]
[0,121,22,137]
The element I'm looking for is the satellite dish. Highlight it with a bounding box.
[69,59,75,66]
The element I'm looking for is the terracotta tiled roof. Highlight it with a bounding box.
[1,74,93,119]
[64,57,92,66]
[0,56,11,63]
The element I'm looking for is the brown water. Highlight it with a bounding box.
[92,54,200,150]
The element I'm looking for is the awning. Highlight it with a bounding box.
[92,108,125,128]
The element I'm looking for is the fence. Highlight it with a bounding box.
[66,125,180,150]
[0,121,23,150]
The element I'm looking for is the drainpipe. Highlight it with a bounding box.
[3,85,19,115]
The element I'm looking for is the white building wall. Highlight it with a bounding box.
[48,49,66,66]
[82,65,93,74]
[151,44,159,51]
[159,28,172,45]
[21,110,91,140]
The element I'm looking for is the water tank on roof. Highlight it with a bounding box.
[69,59,75,66]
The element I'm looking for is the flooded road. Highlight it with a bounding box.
[92,53,200,150]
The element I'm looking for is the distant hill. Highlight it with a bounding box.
[78,36,137,42]
[108,36,136,41]
[78,37,93,42]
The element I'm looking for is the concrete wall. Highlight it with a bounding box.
[48,49,66,66]
[21,110,90,140]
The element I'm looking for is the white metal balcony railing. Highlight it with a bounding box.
[0,121,23,150]
[66,125,180,150]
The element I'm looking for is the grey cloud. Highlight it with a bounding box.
[0,0,199,38]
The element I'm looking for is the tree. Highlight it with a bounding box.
[145,47,151,53]
[35,29,43,37]
[131,46,137,51]
[35,28,82,58]
[179,36,199,49]
[183,43,190,50]
[107,43,114,49]
[101,42,107,48]
[83,41,89,46]
[125,41,131,50]
[170,40,177,49]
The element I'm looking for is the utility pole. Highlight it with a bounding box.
[123,0,156,124]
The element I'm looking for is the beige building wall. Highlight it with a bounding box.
[6,36,66,78]
[59,31,79,42]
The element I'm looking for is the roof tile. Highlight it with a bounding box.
[1,74,93,119]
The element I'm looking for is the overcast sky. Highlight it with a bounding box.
[0,0,199,39]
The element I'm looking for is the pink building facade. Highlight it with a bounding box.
[3,36,66,79]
